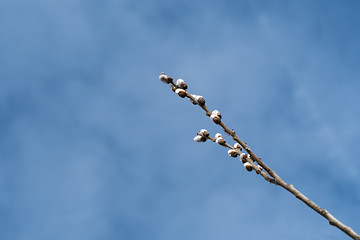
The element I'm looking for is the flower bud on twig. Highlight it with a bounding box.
[244,162,253,172]
[175,88,186,98]
[216,138,226,145]
[240,153,247,160]
[215,135,226,145]
[240,153,248,163]
[200,129,209,137]
[194,135,206,142]
[228,149,238,158]
[234,143,241,149]
[176,79,188,89]
[214,133,222,139]
[159,73,172,84]
[212,110,222,119]
[210,110,222,124]
[211,115,221,124]
[194,95,205,105]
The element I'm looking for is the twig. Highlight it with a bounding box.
[159,73,360,240]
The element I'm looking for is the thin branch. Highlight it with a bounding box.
[160,73,360,240]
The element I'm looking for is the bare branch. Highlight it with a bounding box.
[159,73,360,240]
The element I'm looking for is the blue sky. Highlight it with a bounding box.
[1,0,359,239]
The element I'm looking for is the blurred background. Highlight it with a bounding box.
[1,0,359,239]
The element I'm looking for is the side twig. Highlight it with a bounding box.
[159,73,360,240]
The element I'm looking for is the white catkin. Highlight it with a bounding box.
[176,79,185,88]
[212,110,219,115]
[175,88,184,94]
[200,129,208,135]
[195,95,203,101]
[215,137,224,144]
[159,74,168,83]
[215,133,222,139]
[193,135,203,142]
[240,153,247,159]
[228,149,235,156]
